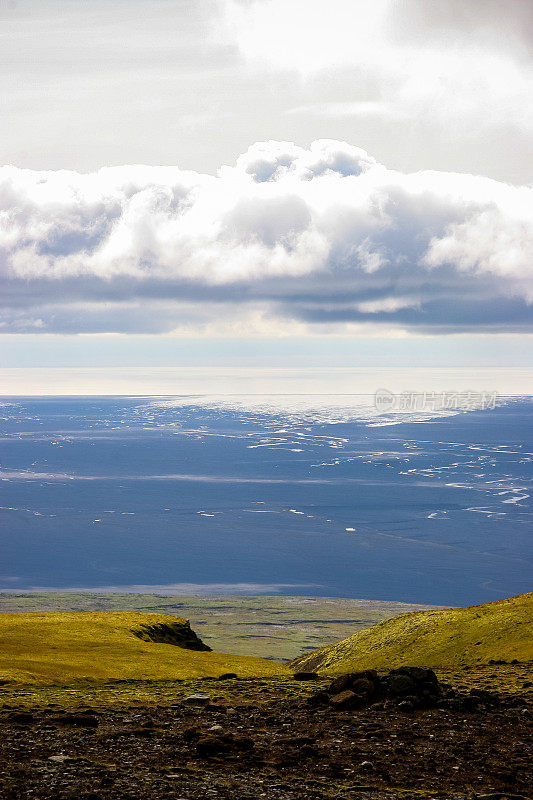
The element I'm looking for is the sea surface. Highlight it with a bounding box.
[0,395,532,606]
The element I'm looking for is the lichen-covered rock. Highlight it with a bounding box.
[330,689,358,708]
[182,694,211,705]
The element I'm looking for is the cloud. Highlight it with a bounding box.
[2,583,320,595]
[385,0,533,55]
[228,0,533,140]
[2,1,532,184]
[1,139,532,334]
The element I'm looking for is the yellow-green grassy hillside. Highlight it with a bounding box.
[0,612,289,683]
[291,592,533,674]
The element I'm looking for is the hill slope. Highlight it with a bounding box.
[0,612,289,683]
[291,593,533,674]
[0,593,437,661]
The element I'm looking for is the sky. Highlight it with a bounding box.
[0,0,532,383]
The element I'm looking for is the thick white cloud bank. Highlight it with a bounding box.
[1,139,532,334]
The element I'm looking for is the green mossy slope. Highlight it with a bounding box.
[291,593,533,674]
[0,593,437,661]
[0,612,289,683]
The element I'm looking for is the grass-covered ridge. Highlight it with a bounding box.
[291,592,533,674]
[0,611,289,683]
[0,593,436,661]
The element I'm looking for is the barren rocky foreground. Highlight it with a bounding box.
[1,669,531,800]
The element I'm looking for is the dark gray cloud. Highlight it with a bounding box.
[0,140,531,335]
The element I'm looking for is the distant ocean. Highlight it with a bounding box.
[0,390,532,606]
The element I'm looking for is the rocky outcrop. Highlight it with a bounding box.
[131,620,211,651]
[306,665,520,713]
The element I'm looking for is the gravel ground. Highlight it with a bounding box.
[0,682,531,800]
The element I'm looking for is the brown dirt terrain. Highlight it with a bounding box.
[1,668,531,800]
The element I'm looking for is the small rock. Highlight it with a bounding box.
[360,761,374,771]
[209,724,224,732]
[183,694,210,705]
[196,736,230,756]
[330,690,357,708]
[293,671,319,681]
[307,690,330,707]
[299,743,319,757]
[328,674,353,694]
[7,712,34,724]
